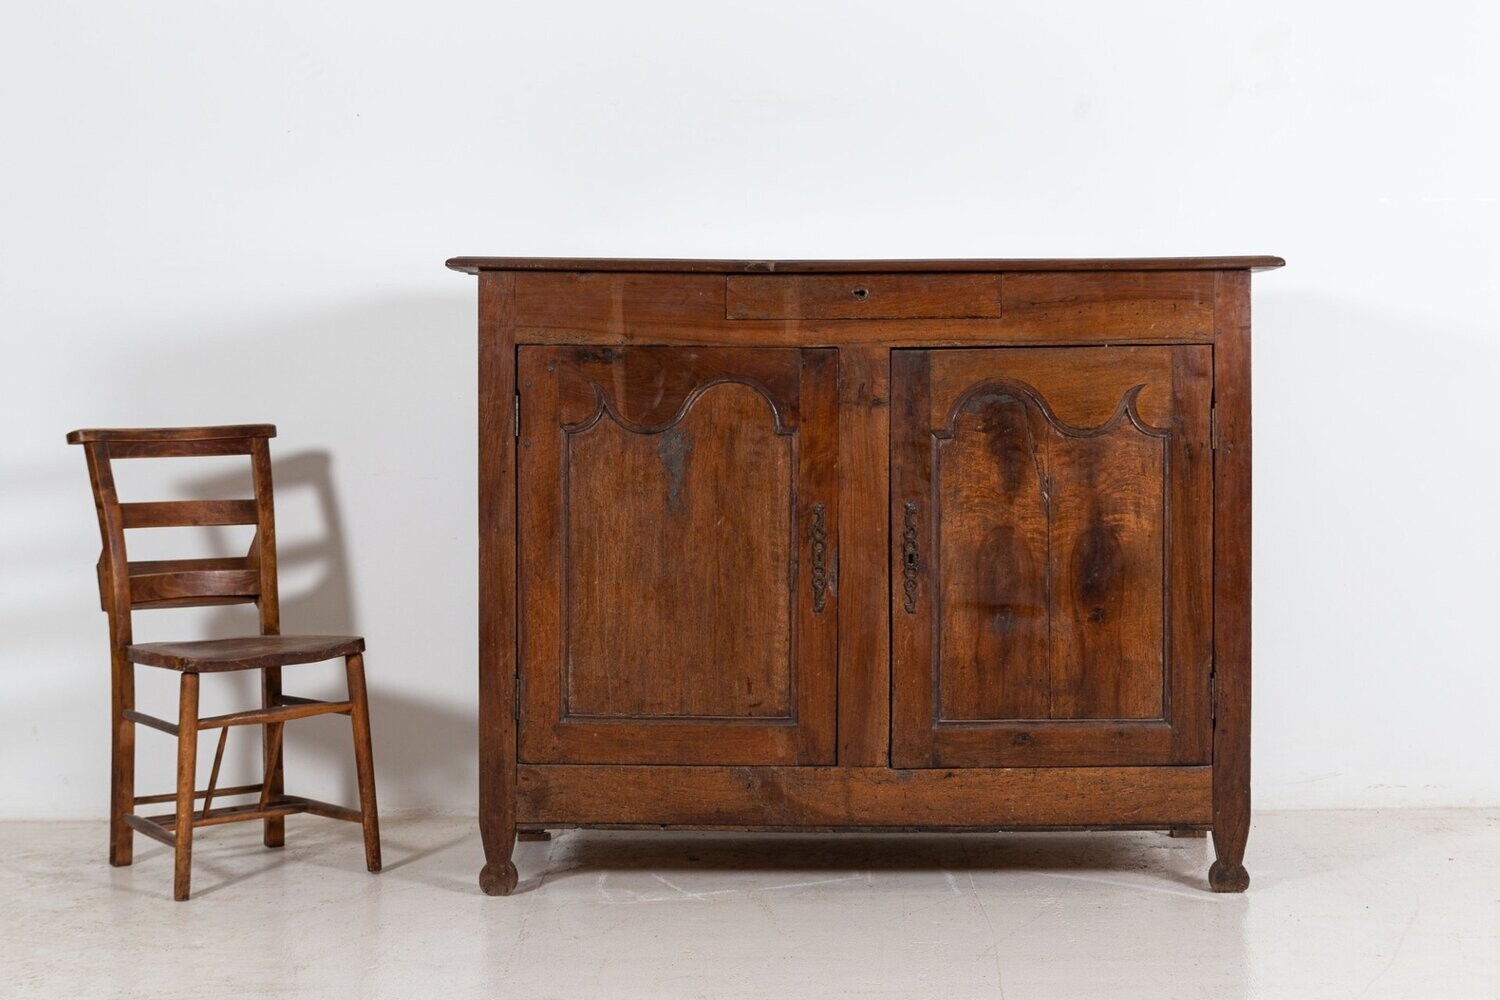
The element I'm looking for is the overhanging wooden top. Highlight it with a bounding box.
[445,255,1285,275]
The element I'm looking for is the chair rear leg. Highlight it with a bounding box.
[174,672,200,901]
[110,652,135,867]
[261,666,286,848]
[344,653,382,873]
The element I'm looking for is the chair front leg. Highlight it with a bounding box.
[174,672,200,901]
[344,653,382,873]
[110,650,135,867]
[261,665,286,848]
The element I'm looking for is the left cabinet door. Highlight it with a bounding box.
[516,346,839,765]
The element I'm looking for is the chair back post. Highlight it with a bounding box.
[80,441,135,652]
[248,437,281,637]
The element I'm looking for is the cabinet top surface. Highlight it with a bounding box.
[445,255,1285,275]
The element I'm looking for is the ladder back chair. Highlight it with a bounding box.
[67,424,380,901]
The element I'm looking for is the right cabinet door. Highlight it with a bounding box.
[891,347,1213,767]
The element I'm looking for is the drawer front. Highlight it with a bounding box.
[726,274,1002,320]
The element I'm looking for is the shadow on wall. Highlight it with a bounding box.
[73,291,482,816]
[174,445,474,815]
[2,291,485,819]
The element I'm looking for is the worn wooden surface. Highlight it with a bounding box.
[507,270,1221,346]
[476,271,521,897]
[516,346,838,766]
[727,273,1002,320]
[890,346,1211,768]
[517,765,1213,827]
[457,256,1279,894]
[836,346,891,766]
[448,255,1285,274]
[345,652,383,873]
[69,425,383,899]
[126,635,364,671]
[1210,270,1254,893]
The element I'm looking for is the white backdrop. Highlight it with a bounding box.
[3,2,1496,818]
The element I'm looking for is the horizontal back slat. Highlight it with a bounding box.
[106,439,256,459]
[120,500,259,529]
[128,557,251,575]
[130,569,260,608]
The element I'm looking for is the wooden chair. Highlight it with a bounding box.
[67,425,380,901]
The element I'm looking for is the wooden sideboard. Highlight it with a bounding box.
[447,255,1283,896]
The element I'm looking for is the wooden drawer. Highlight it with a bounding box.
[726,273,1002,320]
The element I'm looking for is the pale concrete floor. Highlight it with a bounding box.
[0,811,1494,999]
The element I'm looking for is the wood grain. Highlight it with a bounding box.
[449,256,1285,275]
[1210,270,1253,892]
[452,256,1278,895]
[517,346,838,766]
[563,383,794,718]
[345,652,382,873]
[125,635,364,671]
[477,271,520,897]
[835,346,891,765]
[69,424,383,898]
[727,274,1002,320]
[118,499,259,529]
[172,672,199,901]
[1000,272,1213,337]
[517,765,1213,828]
[509,271,1220,347]
[892,346,1212,767]
[935,386,1052,721]
[67,424,275,444]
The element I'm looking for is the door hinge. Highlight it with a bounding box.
[1208,670,1218,727]
[513,675,523,720]
[514,394,521,439]
[1210,405,1218,451]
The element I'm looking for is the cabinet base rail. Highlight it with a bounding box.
[513,765,1213,828]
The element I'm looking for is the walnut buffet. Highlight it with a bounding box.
[447,255,1283,895]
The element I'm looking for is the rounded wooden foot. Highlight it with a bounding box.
[480,861,519,896]
[1208,860,1250,892]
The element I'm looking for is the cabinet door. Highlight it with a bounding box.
[891,347,1213,767]
[517,346,838,765]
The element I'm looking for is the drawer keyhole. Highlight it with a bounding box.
[851,286,869,300]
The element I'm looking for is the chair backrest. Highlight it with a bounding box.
[67,425,281,650]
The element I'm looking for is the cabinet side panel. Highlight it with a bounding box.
[1212,271,1253,882]
[477,271,518,884]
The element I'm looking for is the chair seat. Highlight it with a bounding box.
[126,635,365,672]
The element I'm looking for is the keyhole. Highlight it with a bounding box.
[851,286,869,300]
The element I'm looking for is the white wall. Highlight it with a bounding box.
[3,1,1496,819]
